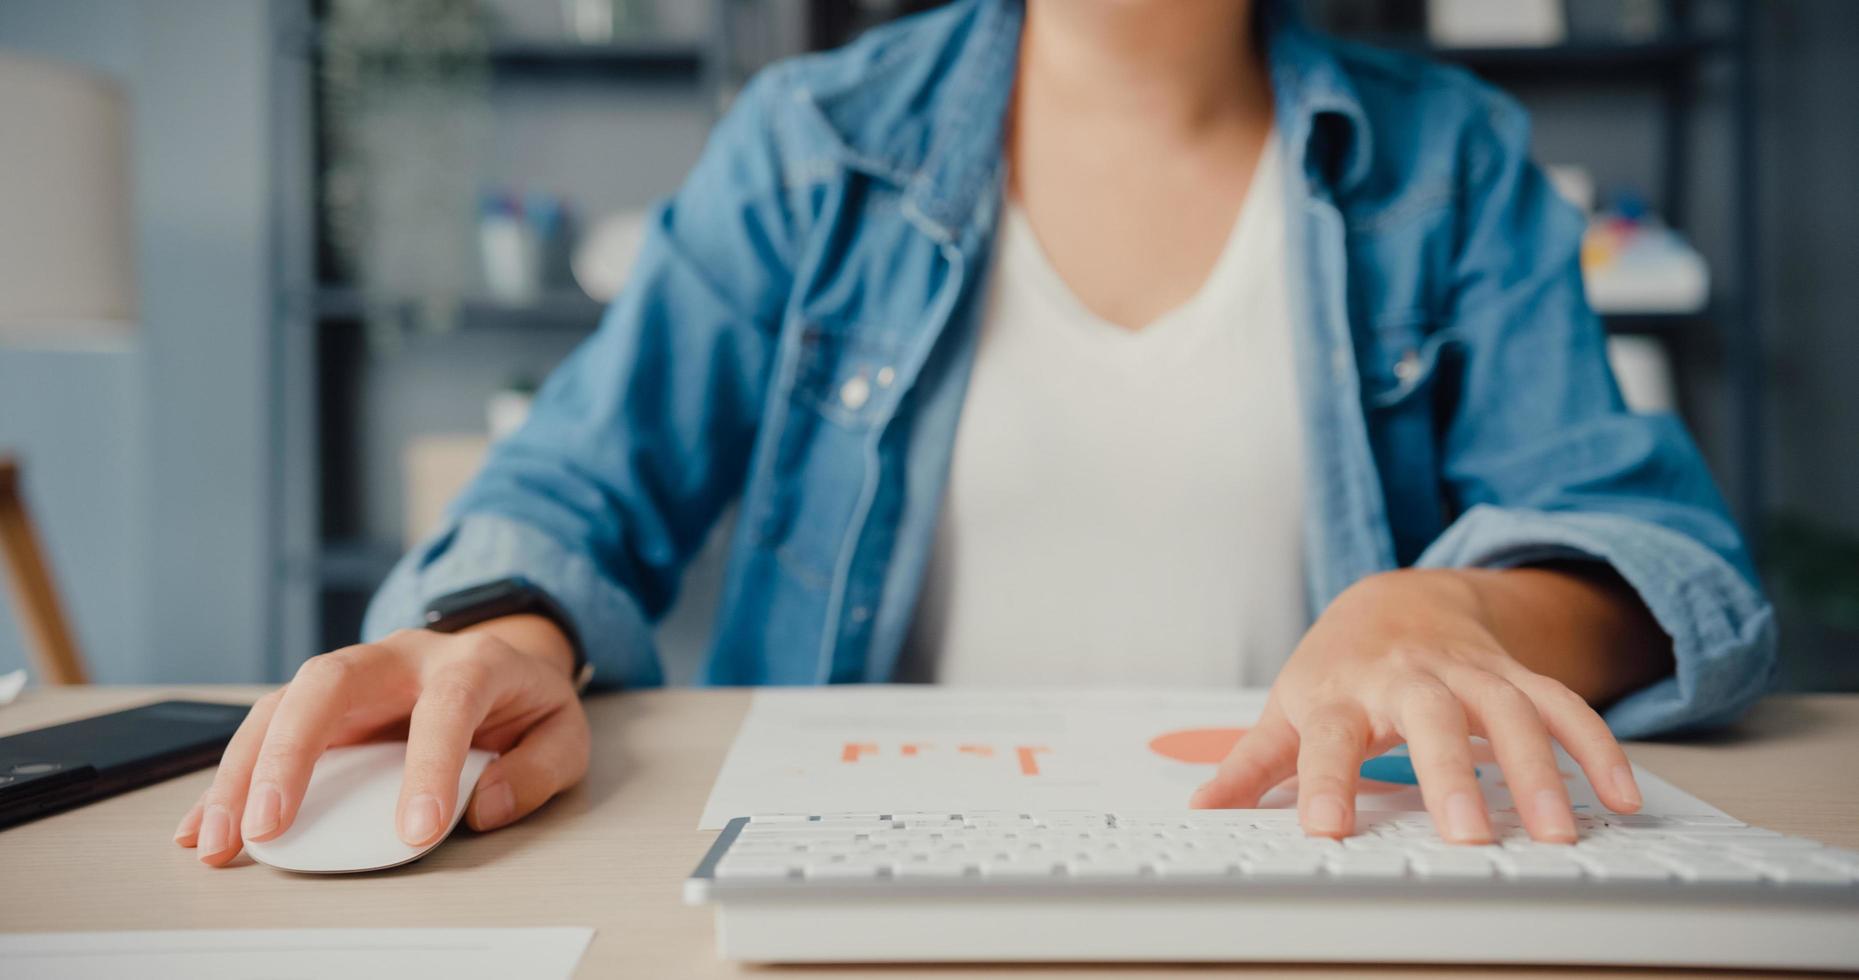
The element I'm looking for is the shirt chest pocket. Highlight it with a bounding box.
[788,319,906,429]
[751,317,910,585]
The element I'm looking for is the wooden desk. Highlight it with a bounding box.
[2,687,1855,979]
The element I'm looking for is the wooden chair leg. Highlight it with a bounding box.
[0,455,90,685]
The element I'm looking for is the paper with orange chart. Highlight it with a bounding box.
[696,687,1728,829]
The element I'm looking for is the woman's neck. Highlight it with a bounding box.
[1018,0,1268,135]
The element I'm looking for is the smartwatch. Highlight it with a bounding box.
[423,577,592,690]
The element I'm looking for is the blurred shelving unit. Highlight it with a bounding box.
[268,0,755,671]
[307,286,610,332]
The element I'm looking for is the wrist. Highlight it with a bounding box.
[1344,567,1493,623]
[459,614,577,680]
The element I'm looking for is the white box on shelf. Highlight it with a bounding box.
[1428,0,1566,47]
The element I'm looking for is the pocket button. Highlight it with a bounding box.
[840,375,872,410]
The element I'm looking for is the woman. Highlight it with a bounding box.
[176,0,1772,864]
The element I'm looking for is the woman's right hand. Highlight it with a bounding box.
[172,617,590,866]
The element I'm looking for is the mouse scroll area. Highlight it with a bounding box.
[244,742,496,874]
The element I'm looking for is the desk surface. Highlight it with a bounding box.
[2,687,1855,979]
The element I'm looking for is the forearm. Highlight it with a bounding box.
[1462,562,1673,705]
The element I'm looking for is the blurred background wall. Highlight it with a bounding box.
[0,0,1853,690]
[0,0,277,683]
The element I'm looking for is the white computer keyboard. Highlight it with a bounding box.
[692,809,1857,889]
[686,810,1859,967]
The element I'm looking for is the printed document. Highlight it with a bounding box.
[698,687,1726,829]
[0,928,594,980]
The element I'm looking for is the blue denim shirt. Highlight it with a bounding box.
[365,0,1774,736]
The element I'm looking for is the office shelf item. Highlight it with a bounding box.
[310,287,607,333]
[266,0,739,668]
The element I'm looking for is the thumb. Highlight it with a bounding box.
[466,704,590,832]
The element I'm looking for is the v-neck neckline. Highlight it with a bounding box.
[1000,127,1281,344]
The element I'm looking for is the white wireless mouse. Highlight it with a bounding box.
[244,742,496,874]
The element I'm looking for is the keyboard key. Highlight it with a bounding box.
[804,860,887,880]
[1573,853,1673,882]
[978,858,1060,879]
[1065,858,1150,879]
[1724,837,1828,854]
[1411,851,1493,880]
[1745,859,1854,886]
[892,860,971,879]
[1494,854,1584,881]
[716,860,797,881]
[1658,859,1764,884]
[1674,827,1783,840]
[1153,857,1238,879]
[1326,852,1408,879]
[1242,853,1326,878]
[1274,837,1344,853]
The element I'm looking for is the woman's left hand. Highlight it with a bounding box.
[1190,569,1644,844]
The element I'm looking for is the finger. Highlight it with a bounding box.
[1445,667,1575,843]
[1291,702,1369,838]
[1511,671,1642,813]
[398,645,508,846]
[1190,708,1299,809]
[192,690,282,865]
[172,799,204,846]
[467,703,590,832]
[243,648,393,843]
[1395,674,1492,844]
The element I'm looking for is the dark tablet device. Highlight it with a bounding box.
[0,699,251,830]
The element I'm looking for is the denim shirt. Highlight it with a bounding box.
[365,0,1775,736]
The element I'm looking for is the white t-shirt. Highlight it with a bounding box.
[901,135,1308,688]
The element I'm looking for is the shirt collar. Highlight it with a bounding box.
[799,0,1373,241]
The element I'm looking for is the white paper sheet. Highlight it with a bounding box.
[0,928,594,980]
[698,687,1726,829]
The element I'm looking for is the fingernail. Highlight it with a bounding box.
[1304,794,1348,836]
[243,783,281,839]
[476,781,515,829]
[1445,791,1490,843]
[173,803,203,843]
[1189,782,1215,808]
[401,793,442,845]
[1612,765,1642,811]
[1533,789,1577,842]
[197,804,232,860]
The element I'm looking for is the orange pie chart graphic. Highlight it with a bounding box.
[1148,727,1247,765]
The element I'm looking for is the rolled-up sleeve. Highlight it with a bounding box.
[1416,506,1775,737]
[362,514,662,687]
[1423,86,1777,736]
